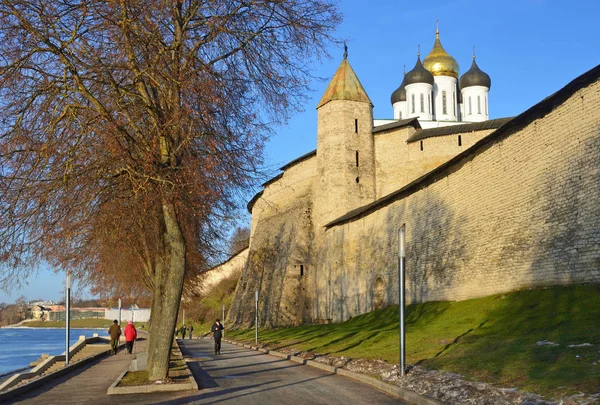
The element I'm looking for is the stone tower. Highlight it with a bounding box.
[313,52,376,229]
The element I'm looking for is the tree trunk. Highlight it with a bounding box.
[147,201,186,381]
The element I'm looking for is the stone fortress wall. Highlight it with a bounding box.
[199,247,249,295]
[227,154,316,327]
[225,65,600,328]
[314,78,600,322]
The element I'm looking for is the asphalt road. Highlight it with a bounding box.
[177,338,405,404]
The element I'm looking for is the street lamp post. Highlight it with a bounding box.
[65,272,71,365]
[398,225,406,376]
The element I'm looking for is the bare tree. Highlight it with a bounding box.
[228,226,250,256]
[0,0,340,380]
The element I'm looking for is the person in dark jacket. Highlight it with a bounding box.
[108,320,121,355]
[188,324,194,339]
[211,319,224,355]
[180,325,186,339]
[123,321,137,354]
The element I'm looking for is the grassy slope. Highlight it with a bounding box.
[226,284,600,398]
[181,272,240,337]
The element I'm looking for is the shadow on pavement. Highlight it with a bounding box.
[204,358,287,372]
[210,363,301,379]
[147,374,331,405]
[10,353,110,402]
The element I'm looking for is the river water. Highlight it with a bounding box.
[0,328,108,375]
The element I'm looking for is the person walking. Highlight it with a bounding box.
[108,320,121,355]
[180,324,187,339]
[188,324,194,339]
[211,319,224,355]
[124,320,137,354]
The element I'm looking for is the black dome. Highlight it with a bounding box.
[459,58,491,90]
[391,75,407,104]
[404,56,434,86]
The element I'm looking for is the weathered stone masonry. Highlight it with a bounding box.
[226,63,600,328]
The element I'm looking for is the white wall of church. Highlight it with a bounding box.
[432,76,458,121]
[405,83,433,120]
[462,86,489,122]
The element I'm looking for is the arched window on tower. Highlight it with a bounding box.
[442,91,447,115]
[485,97,488,115]
[411,94,415,114]
[469,96,472,115]
[477,95,481,114]
[420,93,424,113]
[428,94,431,114]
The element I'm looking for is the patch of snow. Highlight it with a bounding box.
[537,340,559,346]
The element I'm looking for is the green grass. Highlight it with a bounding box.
[179,271,239,337]
[25,318,148,329]
[118,370,150,386]
[226,284,600,399]
[118,345,187,386]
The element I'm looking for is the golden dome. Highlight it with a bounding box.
[423,31,460,79]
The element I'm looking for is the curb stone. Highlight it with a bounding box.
[305,359,337,373]
[336,368,442,405]
[225,340,443,405]
[268,351,290,360]
[107,340,198,395]
[290,356,307,365]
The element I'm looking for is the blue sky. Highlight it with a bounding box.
[1,0,598,304]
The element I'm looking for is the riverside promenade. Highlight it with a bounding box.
[5,339,198,404]
[5,338,409,405]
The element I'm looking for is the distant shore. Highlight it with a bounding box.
[1,319,147,329]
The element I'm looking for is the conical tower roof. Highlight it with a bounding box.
[317,55,372,109]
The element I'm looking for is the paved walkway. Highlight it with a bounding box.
[176,338,404,404]
[7,339,197,405]
[6,338,405,405]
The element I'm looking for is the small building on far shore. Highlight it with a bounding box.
[105,306,151,323]
[45,306,105,321]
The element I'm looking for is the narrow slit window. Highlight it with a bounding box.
[300,265,304,277]
[420,140,423,151]
[458,135,462,146]
[355,151,359,167]
[411,94,415,113]
[442,91,447,115]
[355,119,358,133]
[485,97,488,115]
[428,94,431,113]
[477,95,481,114]
[453,91,456,116]
[420,93,424,113]
[355,176,360,183]
[469,97,472,115]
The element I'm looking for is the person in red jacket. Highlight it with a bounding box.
[124,320,137,354]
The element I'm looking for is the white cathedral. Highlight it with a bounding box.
[378,25,491,129]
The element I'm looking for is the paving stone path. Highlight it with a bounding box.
[7,339,197,405]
